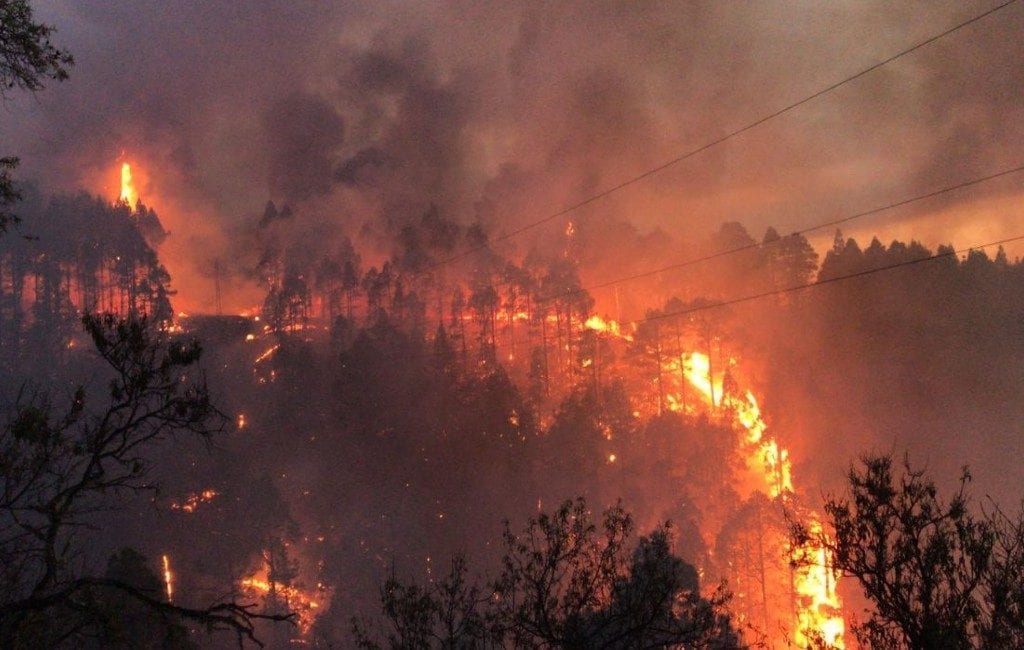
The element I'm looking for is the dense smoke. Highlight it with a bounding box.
[2,1,1022,310]
[2,1,1024,646]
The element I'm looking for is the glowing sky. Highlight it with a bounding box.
[2,1,1021,311]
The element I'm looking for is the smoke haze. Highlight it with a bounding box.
[2,3,1024,645]
[2,1,1022,311]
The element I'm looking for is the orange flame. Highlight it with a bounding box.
[681,352,721,408]
[793,519,845,647]
[170,489,219,513]
[240,554,328,636]
[679,352,841,645]
[162,554,174,603]
[119,162,138,209]
[584,315,634,341]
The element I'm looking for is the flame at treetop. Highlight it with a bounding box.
[119,162,138,209]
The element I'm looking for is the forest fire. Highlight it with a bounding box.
[579,312,843,643]
[4,2,1024,648]
[679,350,842,645]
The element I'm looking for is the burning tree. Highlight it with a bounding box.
[792,454,1024,649]
[0,314,293,646]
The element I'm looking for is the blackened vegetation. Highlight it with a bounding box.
[0,190,173,358]
[353,499,739,649]
[0,314,293,647]
[0,0,73,231]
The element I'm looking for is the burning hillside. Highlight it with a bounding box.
[0,144,1021,647]
[3,2,1024,647]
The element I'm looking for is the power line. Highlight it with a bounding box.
[536,162,1024,303]
[267,233,1023,368]
[632,234,1024,326]
[418,0,1019,275]
[244,233,1024,428]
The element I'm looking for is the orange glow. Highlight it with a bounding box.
[240,554,328,636]
[584,314,634,341]
[162,554,174,602]
[678,351,841,644]
[495,308,530,322]
[119,162,138,209]
[170,489,218,513]
[255,344,280,364]
[794,518,845,648]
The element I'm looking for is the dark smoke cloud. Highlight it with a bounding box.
[335,147,388,187]
[265,92,345,203]
[1,0,1022,305]
[3,4,1023,639]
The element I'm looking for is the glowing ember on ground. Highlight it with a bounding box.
[169,489,218,513]
[255,344,280,365]
[240,554,329,636]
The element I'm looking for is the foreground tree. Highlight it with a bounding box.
[354,498,740,648]
[792,454,1024,649]
[1,0,74,231]
[353,554,497,649]
[0,314,292,646]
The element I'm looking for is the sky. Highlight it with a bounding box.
[2,0,1022,312]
